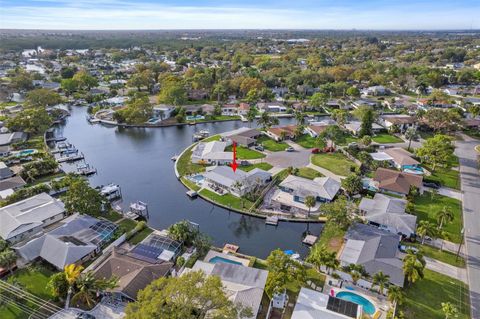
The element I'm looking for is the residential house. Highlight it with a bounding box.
[359,193,416,237]
[0,193,66,243]
[221,127,262,147]
[344,121,383,136]
[92,247,174,301]
[0,176,26,199]
[257,102,287,113]
[237,103,251,115]
[271,175,340,216]
[291,287,361,319]
[340,223,405,287]
[203,166,271,197]
[191,141,233,165]
[417,98,453,109]
[0,132,27,146]
[188,89,209,100]
[380,115,416,132]
[370,148,421,172]
[0,162,13,180]
[221,103,238,116]
[266,125,298,141]
[153,105,174,120]
[0,145,10,158]
[185,261,268,319]
[373,168,423,196]
[361,85,388,96]
[351,99,377,109]
[305,124,328,138]
[14,214,117,269]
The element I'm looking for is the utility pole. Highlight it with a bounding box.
[456,228,465,261]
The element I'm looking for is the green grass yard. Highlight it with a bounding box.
[311,152,357,176]
[225,145,265,159]
[295,134,323,149]
[176,144,206,176]
[372,133,404,144]
[317,222,346,252]
[238,162,273,172]
[413,192,463,243]
[295,167,324,180]
[199,189,254,211]
[401,269,470,319]
[408,242,465,268]
[257,136,289,151]
[128,226,154,245]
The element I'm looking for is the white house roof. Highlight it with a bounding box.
[359,194,416,236]
[291,288,358,319]
[192,141,233,161]
[0,193,65,241]
[279,175,341,200]
[204,166,271,189]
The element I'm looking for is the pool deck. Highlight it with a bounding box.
[204,250,250,266]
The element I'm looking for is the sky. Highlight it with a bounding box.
[0,0,479,30]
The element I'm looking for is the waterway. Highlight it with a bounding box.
[54,106,324,259]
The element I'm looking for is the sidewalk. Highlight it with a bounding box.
[424,256,468,284]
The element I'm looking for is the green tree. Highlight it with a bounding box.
[115,95,153,124]
[402,249,426,286]
[125,271,251,319]
[257,112,278,130]
[0,249,16,274]
[416,135,455,171]
[246,106,258,127]
[417,220,437,244]
[320,196,354,229]
[25,88,62,108]
[387,286,405,319]
[47,272,68,300]
[361,135,372,147]
[441,302,459,319]
[64,264,83,309]
[319,125,345,148]
[71,271,118,309]
[304,195,316,219]
[310,92,328,110]
[61,78,79,97]
[168,220,196,246]
[404,127,417,151]
[372,271,390,295]
[359,107,375,137]
[6,108,53,134]
[158,82,187,106]
[265,249,305,298]
[422,109,461,133]
[331,109,349,126]
[341,174,362,196]
[436,206,454,230]
[73,70,98,90]
[346,87,360,97]
[62,178,105,215]
[306,244,338,274]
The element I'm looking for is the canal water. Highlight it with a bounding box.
[54,106,324,259]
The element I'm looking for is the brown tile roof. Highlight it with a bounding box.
[93,248,173,300]
[383,148,419,166]
[267,125,297,137]
[308,125,328,135]
[382,115,415,125]
[373,168,423,195]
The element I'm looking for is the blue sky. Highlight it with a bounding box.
[1,0,479,30]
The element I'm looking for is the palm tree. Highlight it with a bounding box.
[404,127,417,151]
[372,271,390,295]
[417,220,437,244]
[0,249,17,275]
[351,270,361,285]
[387,286,405,319]
[441,302,459,319]
[64,264,84,309]
[246,107,257,128]
[294,111,305,126]
[304,195,316,219]
[257,112,272,130]
[402,250,426,286]
[71,272,118,309]
[437,207,454,230]
[324,252,339,275]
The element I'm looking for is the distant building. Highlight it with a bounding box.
[0,162,13,180]
[0,132,27,146]
[220,127,262,147]
[380,115,416,132]
[266,125,298,141]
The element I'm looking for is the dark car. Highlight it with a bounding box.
[76,313,96,319]
[423,181,440,189]
[311,148,320,154]
[254,145,264,151]
[240,160,250,166]
[286,146,295,152]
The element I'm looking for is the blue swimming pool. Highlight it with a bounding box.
[209,256,242,265]
[336,291,376,315]
[18,149,36,156]
[190,175,205,184]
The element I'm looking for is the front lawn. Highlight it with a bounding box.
[118,218,137,233]
[128,226,154,245]
[424,167,460,190]
[176,145,206,176]
[311,152,357,176]
[199,189,254,211]
[295,167,324,180]
[408,242,465,268]
[257,136,289,152]
[0,264,58,319]
[372,133,404,144]
[239,162,273,172]
[413,192,463,243]
[225,145,265,159]
[401,269,470,319]
[295,134,323,149]
[181,176,201,191]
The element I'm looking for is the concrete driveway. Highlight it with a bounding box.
[424,186,462,200]
[424,256,468,284]
[265,148,311,168]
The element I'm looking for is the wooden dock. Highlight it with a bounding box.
[186,190,198,198]
[266,216,279,226]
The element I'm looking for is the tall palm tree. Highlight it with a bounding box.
[402,250,426,286]
[294,111,305,126]
[304,195,316,219]
[417,220,437,244]
[372,271,390,295]
[404,127,417,151]
[387,286,405,319]
[257,112,272,130]
[306,245,328,273]
[437,207,454,230]
[71,272,118,309]
[64,264,84,309]
[324,252,339,275]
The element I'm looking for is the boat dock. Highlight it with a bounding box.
[186,190,198,198]
[99,183,122,201]
[57,153,84,163]
[266,216,279,226]
[302,234,318,246]
[76,163,97,176]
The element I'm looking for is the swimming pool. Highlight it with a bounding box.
[189,174,205,184]
[336,291,376,315]
[17,149,36,156]
[186,115,205,121]
[209,256,242,265]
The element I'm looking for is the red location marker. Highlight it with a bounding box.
[230,141,238,172]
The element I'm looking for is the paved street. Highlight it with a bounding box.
[455,134,480,319]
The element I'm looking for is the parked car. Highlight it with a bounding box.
[311,148,320,154]
[255,145,264,151]
[76,313,96,319]
[423,181,440,189]
[240,160,250,166]
[286,146,295,152]
[399,245,419,253]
